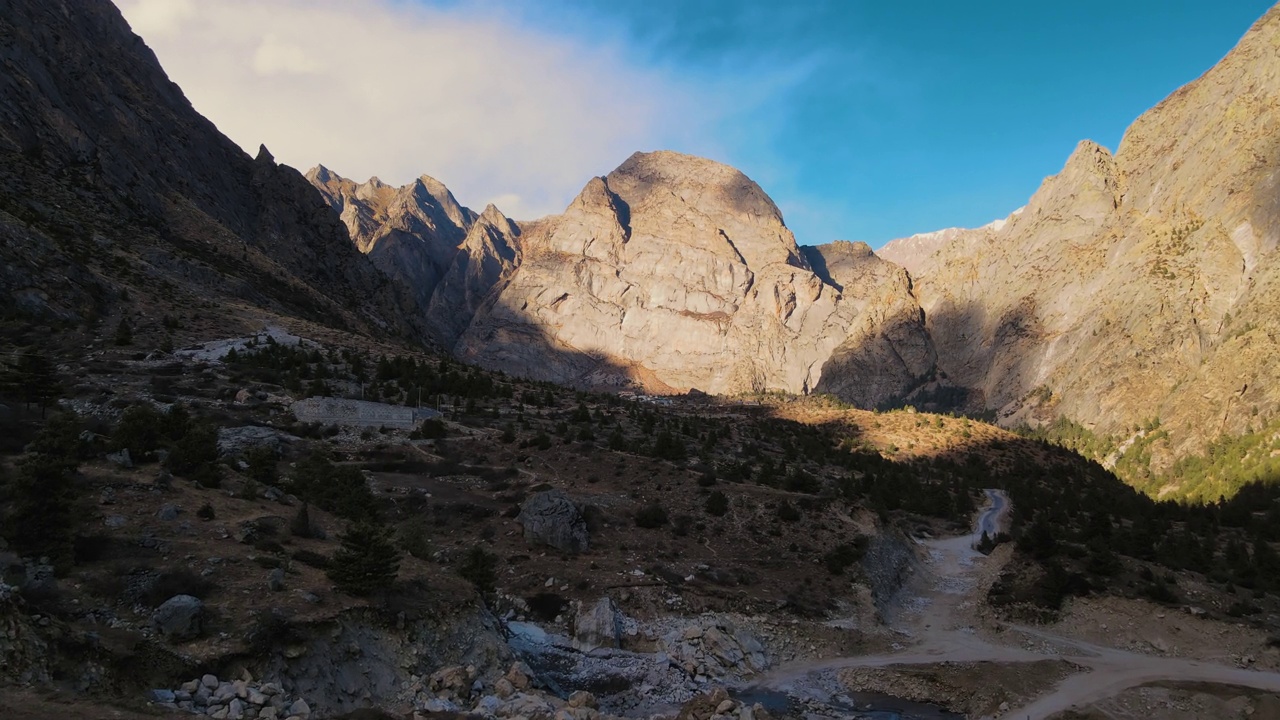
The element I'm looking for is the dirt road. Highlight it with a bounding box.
[757,489,1280,719]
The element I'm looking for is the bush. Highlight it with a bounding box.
[3,455,78,571]
[166,422,219,477]
[140,568,215,607]
[196,503,216,520]
[288,453,376,521]
[705,491,729,517]
[290,503,317,539]
[456,545,498,594]
[635,503,669,529]
[776,501,801,523]
[327,521,401,596]
[822,538,869,575]
[244,446,279,485]
[396,517,433,559]
[110,404,165,458]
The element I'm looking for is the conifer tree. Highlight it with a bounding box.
[327,521,401,596]
[5,455,77,571]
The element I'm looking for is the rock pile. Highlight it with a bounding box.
[676,688,772,720]
[150,674,313,720]
[668,620,769,681]
[410,661,658,720]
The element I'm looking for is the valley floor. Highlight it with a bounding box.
[752,491,1280,719]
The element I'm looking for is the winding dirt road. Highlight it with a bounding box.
[758,490,1280,719]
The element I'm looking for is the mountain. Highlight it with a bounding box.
[305,167,479,315]
[0,0,420,338]
[876,215,1017,277]
[452,151,937,398]
[895,5,1280,495]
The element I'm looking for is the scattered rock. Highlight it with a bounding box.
[158,503,181,521]
[268,568,286,592]
[216,426,299,457]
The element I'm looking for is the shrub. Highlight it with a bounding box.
[776,501,801,523]
[822,538,868,575]
[166,422,219,477]
[290,503,317,538]
[456,545,498,594]
[705,491,729,517]
[141,568,215,607]
[4,455,78,571]
[327,521,401,596]
[244,446,279,485]
[288,453,376,521]
[196,503,216,520]
[635,503,669,529]
[110,404,165,457]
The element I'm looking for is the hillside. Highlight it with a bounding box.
[0,0,421,345]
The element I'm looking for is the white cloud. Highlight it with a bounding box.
[120,0,194,38]
[112,0,738,220]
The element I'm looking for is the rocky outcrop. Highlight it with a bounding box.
[573,597,622,653]
[426,204,522,345]
[803,242,937,407]
[306,167,480,317]
[516,490,590,554]
[454,151,936,398]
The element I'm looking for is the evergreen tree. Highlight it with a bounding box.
[115,318,133,346]
[456,545,497,594]
[327,521,401,596]
[5,455,78,571]
[6,351,61,417]
[705,490,729,517]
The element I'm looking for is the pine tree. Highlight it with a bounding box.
[456,545,497,594]
[115,318,133,346]
[5,455,78,572]
[6,351,61,417]
[327,521,401,596]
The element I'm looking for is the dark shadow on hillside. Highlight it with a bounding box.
[815,291,1049,423]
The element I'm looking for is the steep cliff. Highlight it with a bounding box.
[0,0,419,336]
[904,5,1280,487]
[306,167,479,314]
[454,151,936,398]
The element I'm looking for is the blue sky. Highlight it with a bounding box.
[498,0,1275,246]
[122,0,1274,248]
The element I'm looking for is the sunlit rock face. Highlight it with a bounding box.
[455,150,936,400]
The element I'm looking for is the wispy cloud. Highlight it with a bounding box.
[113,0,757,220]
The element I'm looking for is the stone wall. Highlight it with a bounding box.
[291,397,419,430]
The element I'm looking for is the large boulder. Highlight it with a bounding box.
[572,596,621,653]
[515,490,588,553]
[216,426,299,457]
[152,594,204,641]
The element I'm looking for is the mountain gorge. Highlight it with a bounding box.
[314,6,1280,499]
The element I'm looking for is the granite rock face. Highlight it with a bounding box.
[875,5,1280,482]
[306,167,480,315]
[454,151,936,398]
